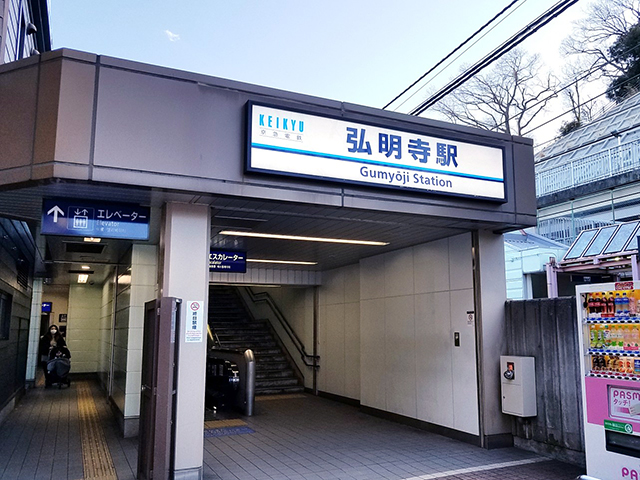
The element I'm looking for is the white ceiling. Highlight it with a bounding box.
[0,183,508,285]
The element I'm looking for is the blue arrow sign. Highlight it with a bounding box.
[42,199,150,240]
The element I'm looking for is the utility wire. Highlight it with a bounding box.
[524,71,640,137]
[382,0,524,110]
[409,0,580,116]
[388,0,528,113]
[526,71,640,155]
[460,28,640,136]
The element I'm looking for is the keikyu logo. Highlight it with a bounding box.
[259,114,304,133]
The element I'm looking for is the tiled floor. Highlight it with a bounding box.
[0,379,586,480]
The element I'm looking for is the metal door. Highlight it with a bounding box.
[137,297,181,480]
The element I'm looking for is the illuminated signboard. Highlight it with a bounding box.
[209,250,246,273]
[246,102,505,202]
[42,199,150,240]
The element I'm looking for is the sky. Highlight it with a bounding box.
[48,0,593,146]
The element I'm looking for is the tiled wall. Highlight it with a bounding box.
[0,226,32,412]
[316,233,479,436]
[317,264,360,400]
[98,270,116,389]
[25,278,42,381]
[67,284,102,372]
[111,245,157,421]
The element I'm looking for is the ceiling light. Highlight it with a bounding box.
[247,259,318,265]
[214,215,268,222]
[77,274,89,284]
[83,237,101,243]
[219,230,389,246]
[81,265,91,270]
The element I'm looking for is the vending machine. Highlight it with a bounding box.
[577,281,640,480]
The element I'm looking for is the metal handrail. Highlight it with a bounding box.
[207,324,222,348]
[536,138,640,197]
[243,286,320,369]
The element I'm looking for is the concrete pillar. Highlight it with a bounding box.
[475,230,512,448]
[161,203,210,479]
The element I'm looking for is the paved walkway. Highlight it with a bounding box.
[0,380,586,479]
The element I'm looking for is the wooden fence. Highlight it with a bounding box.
[504,297,584,462]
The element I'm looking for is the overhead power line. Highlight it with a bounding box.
[523,70,640,138]
[408,0,580,116]
[382,0,524,111]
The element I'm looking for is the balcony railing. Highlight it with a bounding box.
[536,139,640,197]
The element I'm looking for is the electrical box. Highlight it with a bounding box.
[500,355,537,417]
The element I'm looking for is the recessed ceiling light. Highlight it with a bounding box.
[219,230,389,246]
[81,265,91,270]
[247,259,318,265]
[83,237,101,243]
[78,274,89,284]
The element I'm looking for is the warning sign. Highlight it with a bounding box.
[185,301,204,343]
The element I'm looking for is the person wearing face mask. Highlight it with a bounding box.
[39,324,66,369]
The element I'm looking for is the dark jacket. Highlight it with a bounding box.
[39,327,67,359]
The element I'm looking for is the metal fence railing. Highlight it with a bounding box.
[536,140,640,197]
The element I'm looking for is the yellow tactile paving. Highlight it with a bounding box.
[204,419,247,429]
[256,394,306,401]
[76,381,118,480]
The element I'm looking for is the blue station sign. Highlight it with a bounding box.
[41,199,150,240]
[209,250,246,273]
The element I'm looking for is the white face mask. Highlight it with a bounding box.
[51,329,57,334]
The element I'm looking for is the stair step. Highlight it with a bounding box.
[209,286,303,394]
[256,369,294,379]
[256,362,291,371]
[256,377,300,388]
[255,385,305,396]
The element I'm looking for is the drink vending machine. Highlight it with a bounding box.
[577,281,640,480]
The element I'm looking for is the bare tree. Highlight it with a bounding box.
[559,61,605,135]
[432,49,557,137]
[562,0,640,80]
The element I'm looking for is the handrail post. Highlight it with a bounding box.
[244,349,255,416]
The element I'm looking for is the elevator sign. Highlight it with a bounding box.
[41,199,150,240]
[246,102,506,202]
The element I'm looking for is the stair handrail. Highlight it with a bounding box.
[207,324,222,348]
[243,286,320,369]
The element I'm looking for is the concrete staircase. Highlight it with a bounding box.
[208,286,304,395]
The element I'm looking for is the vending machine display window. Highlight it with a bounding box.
[577,281,640,479]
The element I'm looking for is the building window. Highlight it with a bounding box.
[0,291,11,340]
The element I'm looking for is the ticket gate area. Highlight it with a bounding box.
[206,348,256,416]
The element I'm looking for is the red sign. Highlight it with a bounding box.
[616,282,634,291]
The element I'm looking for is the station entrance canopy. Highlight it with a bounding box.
[0,49,536,272]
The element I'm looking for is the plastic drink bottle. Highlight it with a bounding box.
[589,324,597,348]
[596,324,604,349]
[615,293,623,316]
[603,324,611,349]
[623,292,630,316]
[608,292,616,315]
[624,325,632,351]
[632,325,639,351]
[616,325,624,352]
